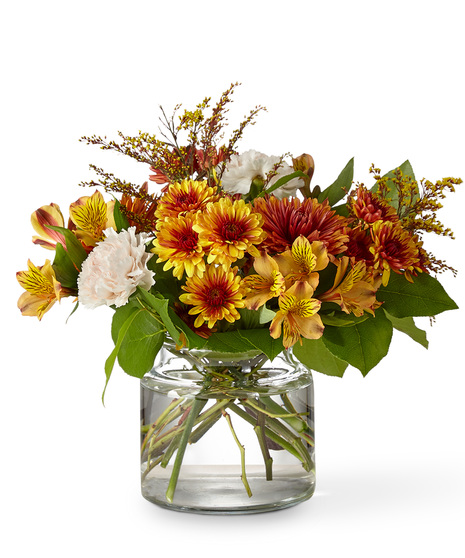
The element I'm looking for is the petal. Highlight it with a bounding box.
[253,251,279,279]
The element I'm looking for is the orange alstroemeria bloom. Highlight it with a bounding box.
[16,260,65,320]
[270,281,324,349]
[319,257,381,317]
[242,252,286,310]
[31,203,66,250]
[274,236,329,289]
[69,190,116,248]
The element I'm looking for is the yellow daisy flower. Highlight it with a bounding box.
[193,197,267,269]
[152,212,206,280]
[155,179,219,219]
[179,265,245,329]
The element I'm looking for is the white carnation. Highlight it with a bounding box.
[78,227,155,309]
[220,149,303,199]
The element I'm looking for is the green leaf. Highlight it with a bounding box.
[203,330,256,355]
[134,287,206,350]
[52,242,79,288]
[321,311,370,327]
[293,337,348,377]
[383,310,428,349]
[203,328,283,361]
[146,259,181,302]
[265,171,307,195]
[318,157,354,205]
[238,329,284,361]
[370,160,419,210]
[104,306,146,402]
[377,272,458,318]
[46,225,88,271]
[321,310,393,376]
[108,301,166,384]
[135,288,181,344]
[115,309,165,378]
[113,199,130,232]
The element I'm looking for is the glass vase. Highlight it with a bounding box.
[140,343,315,514]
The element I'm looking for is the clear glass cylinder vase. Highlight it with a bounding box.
[140,343,315,514]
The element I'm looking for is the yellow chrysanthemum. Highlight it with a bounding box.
[179,265,245,329]
[155,179,219,220]
[152,212,206,280]
[16,260,65,320]
[193,198,267,269]
[270,281,324,349]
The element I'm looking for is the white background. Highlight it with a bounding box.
[1,1,464,556]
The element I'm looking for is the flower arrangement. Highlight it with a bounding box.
[16,84,461,510]
[17,83,460,379]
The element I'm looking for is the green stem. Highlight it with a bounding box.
[141,396,186,455]
[229,403,303,464]
[254,402,273,481]
[165,398,206,504]
[260,396,314,444]
[222,410,252,498]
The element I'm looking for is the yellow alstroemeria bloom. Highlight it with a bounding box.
[274,236,329,289]
[270,281,324,349]
[319,257,381,317]
[31,203,66,250]
[16,260,64,320]
[69,190,116,247]
[243,252,286,310]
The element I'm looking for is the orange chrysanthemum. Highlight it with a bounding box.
[194,198,267,268]
[155,179,219,219]
[349,186,399,224]
[152,213,205,280]
[179,265,245,329]
[345,225,374,265]
[120,183,159,233]
[253,196,349,259]
[370,220,422,285]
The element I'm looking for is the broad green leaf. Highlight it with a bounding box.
[203,330,256,355]
[293,337,348,377]
[370,160,419,210]
[52,242,79,288]
[134,287,206,350]
[377,272,458,318]
[116,309,165,378]
[322,310,393,376]
[46,225,88,271]
[383,310,428,349]
[104,307,145,402]
[265,170,308,195]
[238,328,284,361]
[135,287,181,344]
[146,259,181,302]
[258,305,276,324]
[321,311,370,327]
[113,199,130,232]
[318,157,354,206]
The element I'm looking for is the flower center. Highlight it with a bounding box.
[207,286,227,307]
[175,192,199,207]
[177,231,198,252]
[221,220,244,241]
